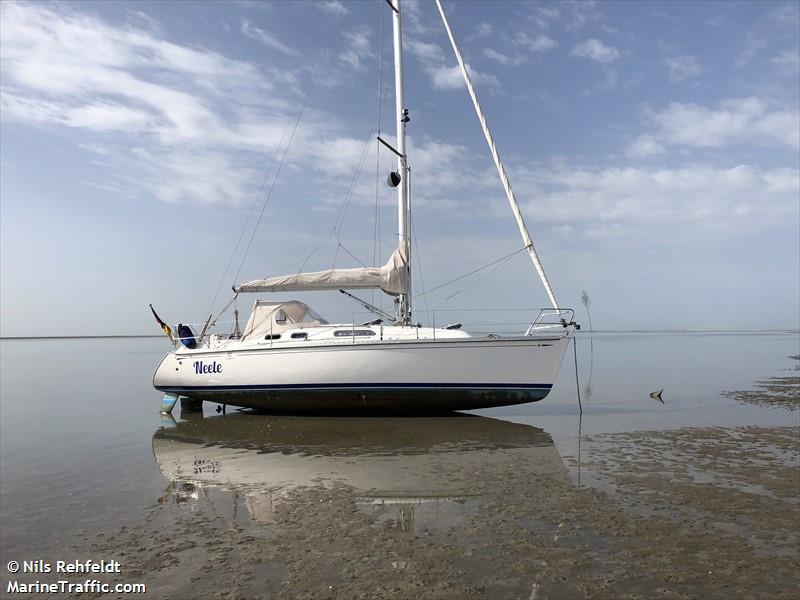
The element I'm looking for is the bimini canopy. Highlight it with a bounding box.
[241,300,329,341]
[234,246,408,296]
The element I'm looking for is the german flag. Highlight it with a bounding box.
[149,304,174,341]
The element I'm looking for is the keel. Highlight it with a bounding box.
[180,396,203,412]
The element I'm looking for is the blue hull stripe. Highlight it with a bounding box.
[159,382,553,392]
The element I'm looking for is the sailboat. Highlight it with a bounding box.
[153,0,576,414]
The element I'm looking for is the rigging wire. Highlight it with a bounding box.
[413,246,527,301]
[296,115,383,271]
[410,188,431,323]
[231,44,331,286]
[435,248,520,307]
[205,116,294,318]
[338,242,368,268]
[331,122,380,242]
[288,5,388,283]
[296,229,335,273]
[207,293,239,330]
[207,23,338,318]
[329,242,341,270]
[292,121,376,275]
[298,121,381,273]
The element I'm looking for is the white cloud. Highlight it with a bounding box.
[770,4,800,26]
[407,39,445,63]
[0,92,154,132]
[482,48,526,66]
[307,135,492,211]
[648,97,800,149]
[625,134,666,159]
[736,5,799,68]
[306,136,374,178]
[0,2,283,146]
[513,32,558,53]
[241,19,298,57]
[125,9,162,33]
[1,4,266,89]
[471,22,493,39]
[736,32,768,67]
[531,5,561,29]
[563,1,603,32]
[537,6,561,21]
[0,2,327,206]
[427,64,499,91]
[134,148,260,205]
[1,60,223,144]
[402,0,439,36]
[50,102,156,132]
[316,1,348,17]
[663,55,704,82]
[518,164,799,234]
[339,27,373,71]
[772,49,800,69]
[571,38,619,64]
[407,34,499,91]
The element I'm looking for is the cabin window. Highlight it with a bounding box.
[264,334,281,340]
[291,332,308,340]
[334,329,376,337]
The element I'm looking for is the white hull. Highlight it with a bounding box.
[153,333,571,412]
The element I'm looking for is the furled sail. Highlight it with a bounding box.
[235,246,408,296]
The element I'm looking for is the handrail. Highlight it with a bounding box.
[169,307,576,346]
[525,308,575,336]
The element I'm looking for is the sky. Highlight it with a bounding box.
[1,0,798,336]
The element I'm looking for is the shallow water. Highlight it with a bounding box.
[0,332,797,598]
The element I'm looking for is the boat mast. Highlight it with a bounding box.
[391,0,412,325]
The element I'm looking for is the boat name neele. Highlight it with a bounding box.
[194,361,223,375]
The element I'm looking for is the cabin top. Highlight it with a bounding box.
[241,300,329,340]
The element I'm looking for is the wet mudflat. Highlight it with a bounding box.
[76,419,798,600]
[1,334,798,599]
[722,354,799,412]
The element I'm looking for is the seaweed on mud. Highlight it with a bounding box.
[722,355,800,411]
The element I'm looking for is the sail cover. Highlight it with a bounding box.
[240,300,329,340]
[235,246,408,296]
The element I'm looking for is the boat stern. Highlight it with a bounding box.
[153,352,182,413]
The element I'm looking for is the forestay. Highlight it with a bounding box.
[434,0,559,310]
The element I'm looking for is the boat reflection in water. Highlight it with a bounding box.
[152,412,566,532]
